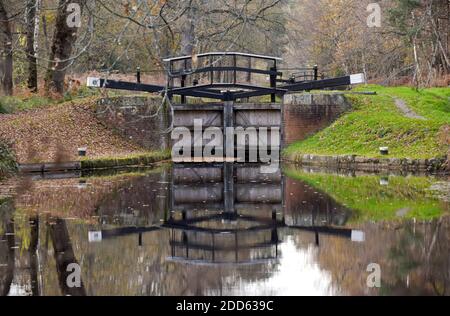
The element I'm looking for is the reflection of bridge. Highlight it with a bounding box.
[89,164,364,265]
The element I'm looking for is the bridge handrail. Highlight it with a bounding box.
[169,66,282,78]
[163,51,282,63]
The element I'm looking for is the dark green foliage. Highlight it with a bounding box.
[0,142,17,178]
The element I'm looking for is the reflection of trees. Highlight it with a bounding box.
[0,202,41,296]
[426,219,450,296]
[387,225,422,293]
[2,169,170,296]
[5,166,449,296]
[0,199,15,296]
[14,171,165,220]
[95,170,169,227]
[314,217,450,296]
[48,218,86,296]
[386,218,450,296]
[29,216,39,296]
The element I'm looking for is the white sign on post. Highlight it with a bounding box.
[88,231,102,243]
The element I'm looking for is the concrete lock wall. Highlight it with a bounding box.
[96,96,169,150]
[282,93,351,145]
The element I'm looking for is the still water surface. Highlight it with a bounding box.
[0,163,448,296]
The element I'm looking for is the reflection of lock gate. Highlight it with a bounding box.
[88,164,365,265]
[166,163,283,264]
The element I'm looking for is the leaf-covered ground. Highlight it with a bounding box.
[0,97,147,164]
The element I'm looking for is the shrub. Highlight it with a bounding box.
[0,142,18,178]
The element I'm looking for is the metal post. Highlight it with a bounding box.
[313,65,318,81]
[223,96,234,160]
[183,231,189,258]
[271,228,278,243]
[171,229,175,257]
[212,233,215,262]
[181,60,187,104]
[223,162,234,215]
[247,56,252,82]
[168,61,174,101]
[186,239,189,259]
[223,97,235,224]
[233,54,237,84]
[136,67,141,83]
[181,74,186,104]
[210,55,214,85]
[235,231,238,263]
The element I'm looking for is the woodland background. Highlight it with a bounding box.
[0,0,449,98]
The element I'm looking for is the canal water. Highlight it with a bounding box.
[0,163,448,296]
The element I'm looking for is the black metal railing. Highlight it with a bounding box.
[163,52,283,102]
[276,65,323,84]
[87,51,364,102]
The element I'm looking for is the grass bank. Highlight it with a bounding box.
[0,86,104,114]
[80,150,170,170]
[284,167,447,222]
[284,85,449,160]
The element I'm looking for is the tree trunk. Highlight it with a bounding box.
[180,1,196,56]
[412,36,421,89]
[26,0,39,92]
[45,0,84,95]
[0,1,13,96]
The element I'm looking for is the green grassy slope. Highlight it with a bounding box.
[284,85,450,159]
